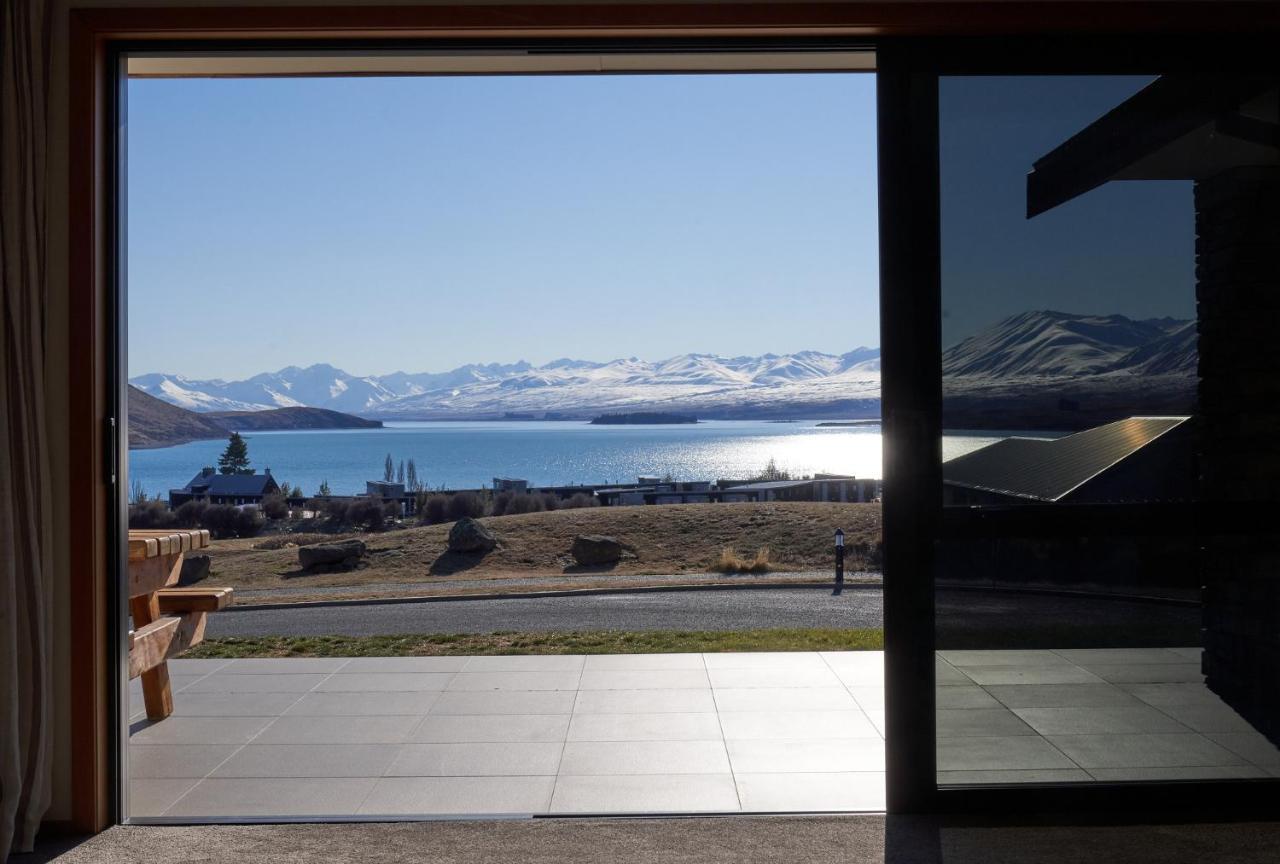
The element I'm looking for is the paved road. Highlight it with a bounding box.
[205,586,1200,643]
[208,587,883,637]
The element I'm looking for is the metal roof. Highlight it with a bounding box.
[942,416,1189,503]
[176,471,279,496]
[724,479,814,492]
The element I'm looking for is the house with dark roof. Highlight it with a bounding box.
[168,467,281,508]
[942,416,1194,506]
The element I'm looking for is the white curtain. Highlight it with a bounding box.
[0,0,53,858]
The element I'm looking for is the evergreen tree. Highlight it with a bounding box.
[383,453,395,482]
[318,479,331,497]
[217,432,252,475]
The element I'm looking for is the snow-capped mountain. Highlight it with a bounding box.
[130,311,1196,422]
[130,349,883,419]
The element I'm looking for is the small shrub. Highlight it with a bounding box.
[128,499,177,529]
[174,500,207,528]
[541,493,560,512]
[200,504,263,539]
[713,546,771,574]
[503,493,545,516]
[489,491,513,517]
[348,496,389,532]
[421,494,449,525]
[564,492,599,509]
[320,498,351,527]
[448,491,485,521]
[260,492,289,521]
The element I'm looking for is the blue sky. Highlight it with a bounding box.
[128,73,880,380]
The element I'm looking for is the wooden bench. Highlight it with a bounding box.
[128,529,234,720]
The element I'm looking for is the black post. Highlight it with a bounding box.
[834,528,845,594]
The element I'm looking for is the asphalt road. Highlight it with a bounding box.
[206,586,1200,644]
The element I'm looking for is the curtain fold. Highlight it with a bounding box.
[0,0,53,858]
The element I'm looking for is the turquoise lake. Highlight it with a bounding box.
[128,420,1015,499]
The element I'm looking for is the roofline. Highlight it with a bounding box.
[1047,416,1189,502]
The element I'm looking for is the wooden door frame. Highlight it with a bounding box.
[67,1,1280,834]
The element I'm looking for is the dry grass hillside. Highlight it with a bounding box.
[205,502,881,599]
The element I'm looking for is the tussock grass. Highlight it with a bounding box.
[713,546,772,574]
[183,627,884,658]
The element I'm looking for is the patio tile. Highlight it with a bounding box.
[1047,733,1248,769]
[253,715,421,745]
[1051,648,1191,666]
[411,715,570,744]
[1205,732,1280,768]
[935,686,1002,710]
[846,686,885,710]
[1167,647,1204,661]
[167,659,235,676]
[387,743,564,777]
[1089,664,1204,685]
[707,668,842,689]
[549,774,739,814]
[958,666,1106,686]
[558,740,731,775]
[983,684,1142,709]
[936,708,1036,738]
[735,772,884,812]
[935,660,971,685]
[938,768,1091,784]
[578,670,710,690]
[184,673,329,693]
[129,716,274,746]
[566,712,723,742]
[1088,766,1269,781]
[128,744,240,779]
[463,655,585,672]
[1122,683,1227,707]
[712,687,859,712]
[1153,702,1261,734]
[447,671,582,692]
[337,657,470,674]
[162,778,378,817]
[703,652,828,670]
[583,653,705,671]
[717,710,879,741]
[210,744,401,778]
[359,776,556,815]
[284,691,442,717]
[865,710,886,738]
[128,779,201,817]
[573,688,717,715]
[937,736,1079,772]
[1012,705,1192,736]
[167,692,303,718]
[939,650,1073,668]
[431,691,577,716]
[314,673,455,692]
[726,739,884,773]
[216,658,351,674]
[820,651,884,677]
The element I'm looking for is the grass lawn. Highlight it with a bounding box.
[183,627,885,658]
[205,501,881,601]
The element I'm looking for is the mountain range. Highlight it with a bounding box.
[130,311,1196,424]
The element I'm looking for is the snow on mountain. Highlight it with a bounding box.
[129,313,1195,421]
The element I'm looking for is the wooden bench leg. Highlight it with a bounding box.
[131,593,174,720]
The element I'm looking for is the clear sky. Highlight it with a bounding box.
[127,73,880,380]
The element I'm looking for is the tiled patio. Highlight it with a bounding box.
[936,648,1280,783]
[128,651,887,819]
[128,648,1280,820]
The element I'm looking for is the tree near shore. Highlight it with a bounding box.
[318,479,331,497]
[217,432,252,475]
[383,453,395,483]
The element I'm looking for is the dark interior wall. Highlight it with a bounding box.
[1197,165,1280,748]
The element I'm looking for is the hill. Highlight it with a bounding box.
[128,386,382,449]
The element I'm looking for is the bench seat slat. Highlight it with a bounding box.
[157,587,234,613]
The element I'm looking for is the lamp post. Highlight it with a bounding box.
[834,528,845,594]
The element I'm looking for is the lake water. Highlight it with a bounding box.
[128,420,1028,499]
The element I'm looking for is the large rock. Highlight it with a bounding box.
[448,518,497,553]
[178,554,210,586]
[571,535,630,566]
[298,539,367,572]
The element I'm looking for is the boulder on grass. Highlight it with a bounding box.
[178,554,210,586]
[298,539,366,572]
[571,535,630,566]
[448,518,497,553]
